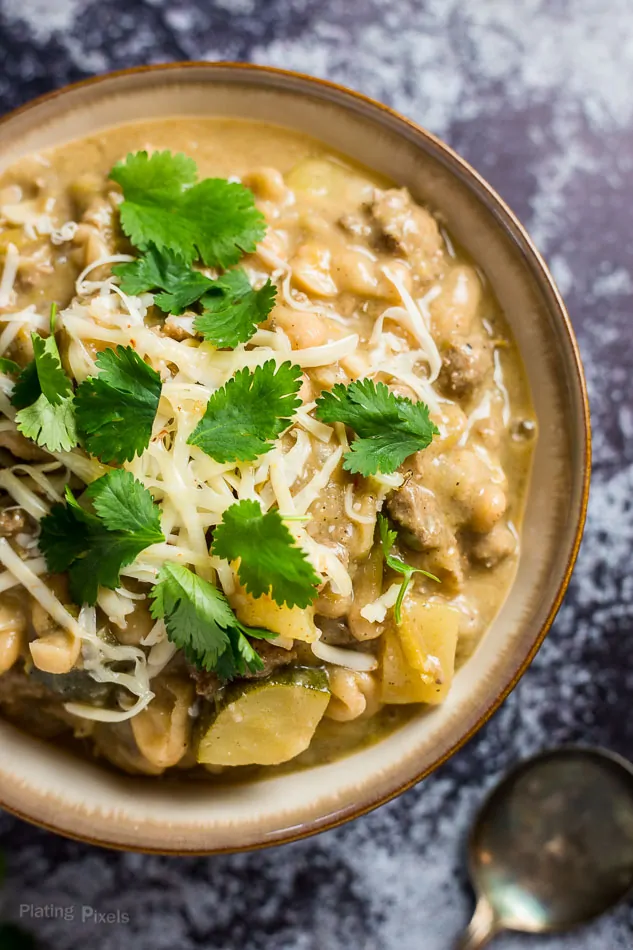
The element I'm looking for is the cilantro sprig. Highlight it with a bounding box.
[39,470,164,605]
[378,514,440,624]
[110,151,266,268]
[315,379,438,476]
[110,153,276,349]
[74,345,162,463]
[188,360,302,463]
[13,332,72,407]
[150,562,276,680]
[194,270,277,349]
[114,246,277,349]
[11,306,78,452]
[212,499,321,609]
[15,396,77,454]
[114,245,214,314]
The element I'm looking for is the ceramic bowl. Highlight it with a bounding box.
[0,63,590,853]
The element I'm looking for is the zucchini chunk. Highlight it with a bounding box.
[197,668,330,767]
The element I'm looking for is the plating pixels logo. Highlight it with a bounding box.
[19,904,130,924]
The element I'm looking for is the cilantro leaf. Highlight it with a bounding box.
[74,345,162,463]
[194,270,277,348]
[178,178,266,269]
[0,357,20,375]
[9,360,40,410]
[113,245,214,314]
[15,394,77,452]
[378,514,440,623]
[9,315,78,452]
[187,360,302,463]
[11,326,72,410]
[111,149,198,201]
[110,151,266,268]
[114,248,275,348]
[315,379,439,475]
[29,333,73,405]
[37,486,96,573]
[39,471,164,605]
[150,564,230,670]
[86,469,163,538]
[212,499,321,609]
[216,626,270,681]
[149,562,276,679]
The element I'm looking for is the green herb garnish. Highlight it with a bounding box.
[149,562,276,679]
[315,379,438,476]
[187,360,302,463]
[378,514,440,623]
[115,247,277,348]
[11,306,77,452]
[212,499,321,609]
[15,395,77,454]
[74,345,162,464]
[110,150,266,268]
[39,470,164,605]
[114,244,214,313]
[194,270,277,349]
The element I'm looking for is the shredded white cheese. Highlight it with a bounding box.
[344,483,376,525]
[311,640,378,671]
[382,265,442,382]
[0,242,19,309]
[97,587,137,629]
[0,470,50,520]
[300,532,352,597]
[292,334,359,368]
[75,253,135,295]
[0,557,47,593]
[10,461,66,503]
[360,582,402,623]
[292,446,343,515]
[0,539,154,722]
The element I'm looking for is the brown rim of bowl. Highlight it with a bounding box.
[0,62,592,854]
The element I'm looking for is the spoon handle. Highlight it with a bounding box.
[454,897,500,950]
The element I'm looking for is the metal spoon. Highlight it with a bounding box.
[456,747,633,948]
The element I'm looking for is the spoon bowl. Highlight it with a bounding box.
[458,747,633,948]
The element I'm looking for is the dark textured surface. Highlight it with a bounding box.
[1,2,632,947]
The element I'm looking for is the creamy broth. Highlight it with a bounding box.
[0,118,535,777]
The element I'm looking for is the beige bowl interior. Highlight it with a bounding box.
[0,65,589,852]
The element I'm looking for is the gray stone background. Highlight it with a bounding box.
[0,1,632,947]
